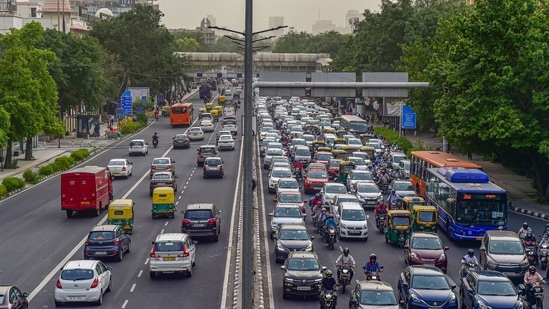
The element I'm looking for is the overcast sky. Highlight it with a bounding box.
[159,0,381,33]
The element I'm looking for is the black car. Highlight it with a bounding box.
[181,203,222,242]
[84,225,131,261]
[173,134,190,149]
[274,224,314,263]
[460,270,521,309]
[281,251,324,299]
[149,172,177,196]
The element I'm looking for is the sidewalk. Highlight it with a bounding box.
[403,130,549,219]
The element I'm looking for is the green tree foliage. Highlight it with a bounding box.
[90,4,187,95]
[175,37,200,52]
[427,0,549,199]
[273,30,313,53]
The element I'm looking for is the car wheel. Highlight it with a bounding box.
[187,268,192,277]
[126,241,131,253]
[282,290,288,299]
[117,247,123,262]
[96,293,103,305]
[213,235,219,242]
[149,271,156,279]
[106,276,112,292]
[55,300,62,307]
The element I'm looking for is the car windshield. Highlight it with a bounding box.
[349,158,366,165]
[337,197,359,205]
[190,128,201,132]
[326,185,347,194]
[89,231,114,240]
[61,269,95,281]
[411,274,450,290]
[348,139,361,145]
[393,156,407,164]
[317,153,333,161]
[108,160,124,166]
[411,237,442,250]
[152,174,171,180]
[351,172,372,180]
[279,194,302,203]
[154,241,183,251]
[267,149,283,155]
[219,136,232,141]
[329,160,341,167]
[279,180,298,189]
[176,134,187,139]
[200,147,215,153]
[391,216,411,226]
[205,159,222,166]
[184,210,213,220]
[360,290,398,306]
[356,184,379,193]
[274,207,302,217]
[418,211,436,223]
[153,159,170,164]
[268,144,283,149]
[287,258,320,271]
[130,141,144,146]
[394,182,414,191]
[308,171,327,179]
[489,240,525,255]
[341,209,366,221]
[279,229,309,240]
[295,149,311,156]
[477,280,516,296]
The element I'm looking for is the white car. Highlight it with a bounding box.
[107,158,133,178]
[353,182,382,209]
[200,119,214,132]
[128,139,148,156]
[320,183,348,205]
[188,127,205,141]
[276,177,300,196]
[217,135,235,151]
[347,157,369,170]
[346,138,363,150]
[149,233,196,278]
[268,167,293,194]
[54,260,112,306]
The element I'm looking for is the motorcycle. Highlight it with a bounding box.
[519,283,544,309]
[338,264,352,294]
[376,211,387,233]
[364,266,384,281]
[459,262,480,279]
[152,138,159,148]
[539,242,549,270]
[320,290,337,309]
[294,169,303,181]
[324,226,337,250]
[524,239,539,265]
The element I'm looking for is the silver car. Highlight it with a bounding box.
[268,204,305,239]
[107,158,133,179]
[128,139,148,156]
[353,182,382,209]
[54,260,112,306]
[320,183,348,205]
[392,180,416,198]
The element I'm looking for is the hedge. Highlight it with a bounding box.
[136,112,148,125]
[2,177,25,192]
[23,169,38,183]
[0,184,6,198]
[374,127,424,157]
[70,149,90,161]
[121,122,142,134]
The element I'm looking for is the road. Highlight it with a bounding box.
[0,91,244,308]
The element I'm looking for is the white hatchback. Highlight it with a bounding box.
[54,260,112,306]
[217,135,235,151]
[128,139,148,156]
[188,127,205,141]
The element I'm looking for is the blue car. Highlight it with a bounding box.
[460,270,522,309]
[398,265,458,309]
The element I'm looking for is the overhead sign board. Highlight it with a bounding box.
[401,105,417,129]
[257,72,306,97]
[121,90,133,116]
[311,72,356,97]
[362,72,409,97]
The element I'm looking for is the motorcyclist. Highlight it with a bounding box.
[388,190,399,208]
[319,269,338,305]
[311,193,323,210]
[293,160,304,179]
[335,248,356,282]
[152,132,159,143]
[525,229,537,243]
[461,249,479,265]
[374,201,388,227]
[323,214,338,243]
[524,229,539,264]
[363,254,382,280]
[524,265,545,302]
[519,222,530,239]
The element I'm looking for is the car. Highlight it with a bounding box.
[270,156,291,171]
[320,182,348,206]
[276,178,300,195]
[0,285,28,309]
[269,204,305,239]
[390,152,409,170]
[292,145,312,166]
[336,202,369,240]
[353,182,382,209]
[404,232,449,273]
[188,127,205,141]
[479,230,529,279]
[263,148,284,169]
[349,281,400,309]
[260,138,276,157]
[330,194,361,215]
[460,270,521,309]
[274,224,315,263]
[149,233,196,278]
[196,145,218,166]
[172,133,190,149]
[303,168,330,194]
[107,158,133,179]
[202,157,224,178]
[149,172,177,196]
[180,203,222,242]
[347,157,369,170]
[327,159,342,179]
[54,260,112,306]
[398,265,458,309]
[392,180,416,198]
[281,251,324,299]
[216,130,232,143]
[217,135,235,151]
[346,170,374,191]
[128,139,148,156]
[150,157,175,178]
[268,167,293,194]
[275,191,306,213]
[84,224,131,261]
[200,119,215,132]
[399,160,411,179]
[312,151,334,166]
[346,138,363,150]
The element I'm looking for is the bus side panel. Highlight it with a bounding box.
[410,175,426,198]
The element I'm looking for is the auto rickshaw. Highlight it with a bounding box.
[332,149,350,161]
[210,108,220,122]
[358,146,376,160]
[317,146,332,153]
[161,105,170,117]
[312,140,327,153]
[205,102,214,112]
[334,137,347,146]
[340,145,356,155]
[322,127,336,135]
[214,105,223,116]
[402,196,426,211]
[198,107,207,116]
[411,205,438,232]
[359,133,375,145]
[338,161,356,183]
[336,130,348,138]
[107,199,135,234]
[151,187,176,219]
[218,95,226,105]
[384,209,412,248]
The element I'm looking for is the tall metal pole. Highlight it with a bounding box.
[57,0,60,31]
[242,0,253,307]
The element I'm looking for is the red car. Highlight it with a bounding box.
[303,168,330,194]
[312,151,334,166]
[404,232,449,273]
[327,159,342,180]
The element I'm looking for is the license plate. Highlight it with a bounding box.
[350,231,361,234]
[112,172,120,175]
[95,251,107,255]
[194,224,205,227]
[476,237,483,240]
[163,256,176,261]
[296,286,311,291]
[81,201,90,205]
[69,296,84,300]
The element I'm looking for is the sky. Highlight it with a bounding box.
[158,0,381,33]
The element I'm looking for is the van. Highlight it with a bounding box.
[337,202,369,240]
[149,233,196,278]
[479,230,529,279]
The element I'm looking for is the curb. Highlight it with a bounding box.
[510,206,549,220]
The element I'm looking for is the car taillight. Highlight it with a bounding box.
[150,246,160,258]
[121,166,126,171]
[90,278,99,288]
[182,219,191,225]
[56,279,62,289]
[203,166,207,171]
[151,166,156,170]
[219,165,223,171]
[113,239,120,245]
[85,240,90,245]
[180,245,190,257]
[166,165,172,170]
[214,151,218,155]
[208,218,217,224]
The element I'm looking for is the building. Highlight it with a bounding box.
[195,17,215,44]
[311,19,335,35]
[268,16,284,37]
[206,14,216,27]
[346,9,362,33]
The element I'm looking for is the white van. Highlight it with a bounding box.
[337,202,369,241]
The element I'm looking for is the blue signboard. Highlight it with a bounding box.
[119,0,135,4]
[116,108,124,120]
[121,90,133,116]
[217,73,223,78]
[197,72,203,78]
[401,105,417,129]
[136,108,144,115]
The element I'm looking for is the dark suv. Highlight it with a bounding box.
[181,203,222,242]
[84,225,131,261]
[197,145,218,166]
[281,251,324,299]
[149,172,177,196]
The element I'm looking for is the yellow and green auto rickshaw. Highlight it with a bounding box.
[384,210,412,248]
[332,149,350,161]
[210,108,220,122]
[402,196,426,211]
[411,205,438,232]
[218,96,226,105]
[161,105,170,117]
[338,161,356,183]
[214,105,223,116]
[340,145,356,155]
[198,107,207,116]
[205,102,214,112]
[359,133,375,145]
[107,199,135,234]
[322,127,336,135]
[336,130,348,139]
[312,140,327,153]
[151,187,176,219]
[358,146,376,160]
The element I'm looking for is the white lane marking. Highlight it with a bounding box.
[28,166,151,303]
[137,270,143,278]
[164,221,169,226]
[122,299,128,308]
[160,229,164,234]
[144,258,149,265]
[130,283,136,293]
[220,133,245,309]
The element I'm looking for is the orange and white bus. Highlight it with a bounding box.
[410,151,482,197]
[170,103,193,127]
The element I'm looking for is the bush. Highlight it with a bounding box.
[121,122,142,134]
[23,169,38,183]
[136,112,148,125]
[2,177,25,192]
[38,164,55,176]
[70,149,89,161]
[54,156,75,170]
[0,184,6,197]
[10,159,18,169]
[374,127,423,155]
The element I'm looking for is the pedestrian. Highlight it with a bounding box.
[467,152,473,160]
[94,123,100,138]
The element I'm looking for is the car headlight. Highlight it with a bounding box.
[340,223,347,229]
[439,253,446,261]
[410,252,418,260]
[276,243,286,251]
[478,300,490,309]
[410,293,420,303]
[284,277,295,283]
[484,257,497,267]
[363,224,368,229]
[305,243,313,251]
[449,292,457,303]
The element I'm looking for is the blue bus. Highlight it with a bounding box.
[199,84,212,100]
[425,167,507,240]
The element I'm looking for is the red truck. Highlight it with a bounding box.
[61,166,113,218]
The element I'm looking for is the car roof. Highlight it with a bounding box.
[335,194,358,199]
[108,158,126,162]
[90,225,119,232]
[278,190,301,196]
[131,139,145,142]
[186,203,215,210]
[278,177,298,182]
[407,265,445,275]
[485,230,521,240]
[394,180,413,184]
[470,270,512,281]
[200,144,217,148]
[339,202,363,209]
[63,260,99,270]
[279,224,307,230]
[154,233,188,242]
[411,232,440,239]
[324,183,346,188]
[357,280,395,291]
[152,171,172,176]
[287,251,318,259]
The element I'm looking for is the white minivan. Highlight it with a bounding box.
[149,233,196,278]
[336,202,369,241]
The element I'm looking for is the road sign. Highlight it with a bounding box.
[121,90,133,116]
[141,96,147,106]
[197,72,203,78]
[237,73,243,78]
[116,108,124,120]
[401,105,417,129]
[136,107,144,115]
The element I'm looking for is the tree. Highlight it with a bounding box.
[273,30,312,53]
[174,37,200,52]
[428,0,549,199]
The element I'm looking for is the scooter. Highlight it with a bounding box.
[539,242,549,270]
[152,138,159,148]
[376,211,387,233]
[324,226,337,251]
[459,262,480,278]
[524,239,539,265]
[364,266,384,281]
[519,283,544,309]
[338,264,352,294]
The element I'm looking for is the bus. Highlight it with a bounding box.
[425,167,507,240]
[199,84,212,100]
[170,103,193,127]
[339,115,368,135]
[410,151,482,197]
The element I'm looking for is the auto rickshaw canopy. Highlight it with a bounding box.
[331,149,349,160]
[411,205,438,232]
[205,102,214,112]
[386,210,412,227]
[402,196,426,211]
[107,199,135,234]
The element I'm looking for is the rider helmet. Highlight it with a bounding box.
[328,214,334,219]
[315,193,321,198]
[343,248,350,257]
[523,222,529,229]
[392,190,396,195]
[527,228,533,236]
[467,249,474,257]
[325,270,333,277]
[370,253,377,261]
[529,265,537,274]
